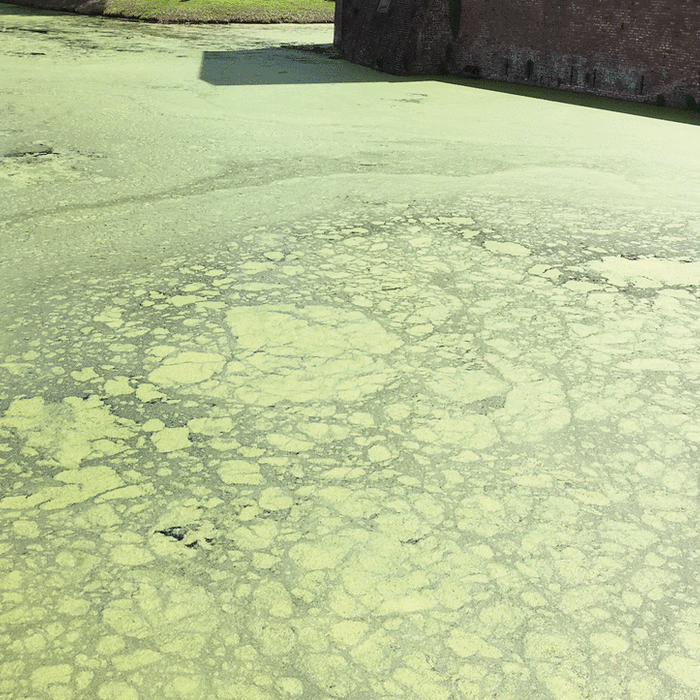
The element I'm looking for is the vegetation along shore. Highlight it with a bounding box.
[3,0,334,24]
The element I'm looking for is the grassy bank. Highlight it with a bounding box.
[3,0,335,22]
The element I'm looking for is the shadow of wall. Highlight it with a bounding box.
[200,46,408,85]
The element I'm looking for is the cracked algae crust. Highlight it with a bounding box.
[3,13,700,700]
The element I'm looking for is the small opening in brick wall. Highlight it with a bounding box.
[448,0,461,39]
[526,59,534,80]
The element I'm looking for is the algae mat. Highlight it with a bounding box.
[3,6,700,700]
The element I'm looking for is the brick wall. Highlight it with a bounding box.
[337,0,452,73]
[337,0,700,106]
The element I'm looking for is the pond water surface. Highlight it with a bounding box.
[2,5,700,699]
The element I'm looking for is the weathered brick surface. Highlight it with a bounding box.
[337,0,700,106]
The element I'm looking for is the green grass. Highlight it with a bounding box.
[104,0,334,22]
[7,0,334,22]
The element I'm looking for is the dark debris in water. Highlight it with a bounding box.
[2,147,54,160]
[156,526,187,541]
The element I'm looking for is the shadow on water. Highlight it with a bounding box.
[441,74,700,126]
[199,46,410,86]
[201,44,700,126]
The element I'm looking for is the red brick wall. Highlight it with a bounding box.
[338,0,700,106]
[337,0,453,74]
